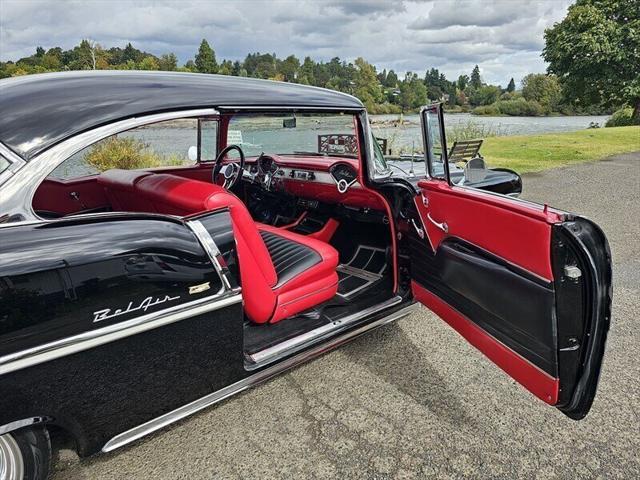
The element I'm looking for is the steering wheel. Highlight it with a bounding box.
[212,144,245,189]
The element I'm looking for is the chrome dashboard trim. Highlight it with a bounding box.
[0,292,241,376]
[102,301,419,453]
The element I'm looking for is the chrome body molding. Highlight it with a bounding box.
[247,295,404,368]
[0,108,219,222]
[0,293,241,376]
[102,301,419,453]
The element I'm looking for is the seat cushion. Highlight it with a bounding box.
[257,224,339,323]
[97,169,154,212]
[260,229,322,287]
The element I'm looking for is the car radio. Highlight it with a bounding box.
[289,169,316,181]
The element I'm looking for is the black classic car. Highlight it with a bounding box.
[0,72,611,480]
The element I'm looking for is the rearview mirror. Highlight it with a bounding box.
[283,117,296,128]
[187,146,198,162]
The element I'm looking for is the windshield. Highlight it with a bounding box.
[227,113,358,158]
[370,116,427,178]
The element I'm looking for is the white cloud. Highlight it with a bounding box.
[0,0,573,85]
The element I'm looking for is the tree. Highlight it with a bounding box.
[398,72,427,112]
[470,65,482,89]
[507,78,516,92]
[353,57,383,109]
[521,73,562,113]
[158,53,178,71]
[122,42,144,63]
[218,60,233,75]
[384,69,398,88]
[279,55,300,82]
[543,0,640,119]
[470,85,501,106]
[194,39,218,74]
[299,56,316,85]
[457,74,469,91]
[138,56,159,71]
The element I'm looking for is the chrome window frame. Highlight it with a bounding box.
[0,143,26,188]
[0,108,219,223]
[360,111,392,181]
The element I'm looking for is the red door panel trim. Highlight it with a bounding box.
[412,281,559,405]
[417,179,559,281]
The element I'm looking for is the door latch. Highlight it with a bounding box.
[564,265,582,280]
[409,218,424,239]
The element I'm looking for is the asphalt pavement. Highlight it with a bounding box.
[53,152,640,479]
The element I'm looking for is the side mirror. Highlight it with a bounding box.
[464,157,488,183]
[187,146,198,162]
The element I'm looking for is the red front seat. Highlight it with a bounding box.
[98,170,339,323]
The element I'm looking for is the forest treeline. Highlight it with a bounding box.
[0,39,612,116]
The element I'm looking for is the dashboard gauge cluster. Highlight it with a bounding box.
[330,163,357,193]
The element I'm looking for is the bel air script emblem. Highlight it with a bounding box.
[93,294,181,323]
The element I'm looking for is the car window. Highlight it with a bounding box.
[226,113,358,158]
[49,118,200,180]
[200,119,218,161]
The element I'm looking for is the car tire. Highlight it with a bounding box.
[0,427,51,480]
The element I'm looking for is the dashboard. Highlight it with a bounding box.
[242,154,385,211]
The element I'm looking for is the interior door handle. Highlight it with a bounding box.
[427,213,448,233]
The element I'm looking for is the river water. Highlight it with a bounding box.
[369,113,610,154]
[52,113,611,179]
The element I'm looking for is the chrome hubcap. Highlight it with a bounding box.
[0,433,24,480]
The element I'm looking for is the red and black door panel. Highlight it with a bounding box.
[410,180,611,419]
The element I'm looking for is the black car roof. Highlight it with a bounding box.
[0,71,364,160]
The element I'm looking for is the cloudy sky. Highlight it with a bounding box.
[0,0,573,86]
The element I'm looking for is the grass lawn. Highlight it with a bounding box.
[481,126,640,173]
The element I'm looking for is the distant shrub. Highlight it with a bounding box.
[85,136,184,171]
[447,120,504,143]
[444,104,463,113]
[497,97,545,116]
[605,107,639,127]
[472,104,501,116]
[472,97,547,116]
[367,102,402,114]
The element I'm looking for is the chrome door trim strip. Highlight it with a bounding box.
[246,295,404,368]
[102,301,419,453]
[186,220,235,291]
[0,293,241,376]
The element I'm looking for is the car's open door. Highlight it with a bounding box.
[409,103,612,419]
